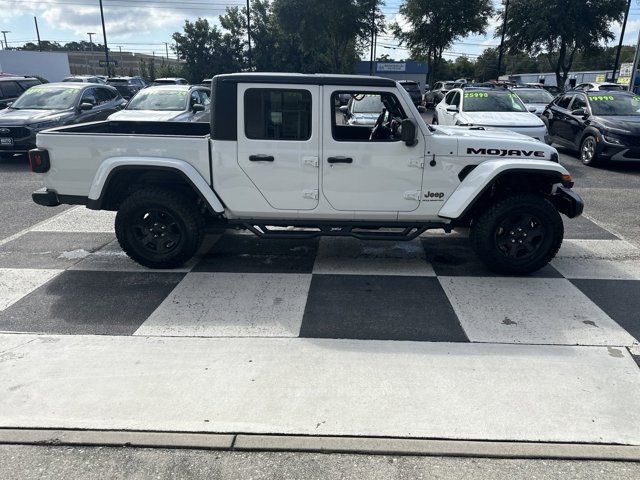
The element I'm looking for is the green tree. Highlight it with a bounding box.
[501,0,628,88]
[392,0,493,85]
[20,41,65,51]
[172,18,245,83]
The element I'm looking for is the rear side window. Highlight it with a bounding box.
[95,87,116,104]
[244,88,312,141]
[0,81,21,97]
[556,95,573,109]
[18,79,41,90]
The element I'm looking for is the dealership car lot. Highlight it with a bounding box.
[1,132,639,449]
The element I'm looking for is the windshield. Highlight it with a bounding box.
[588,94,640,116]
[11,86,80,110]
[463,91,527,112]
[126,89,188,111]
[351,95,384,113]
[514,89,554,104]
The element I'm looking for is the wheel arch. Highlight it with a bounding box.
[87,157,225,214]
[439,160,571,223]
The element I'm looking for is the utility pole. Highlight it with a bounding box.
[246,0,252,70]
[612,0,632,82]
[98,0,111,77]
[164,41,169,60]
[369,6,375,75]
[34,17,42,51]
[1,31,10,50]
[497,0,510,80]
[629,28,640,92]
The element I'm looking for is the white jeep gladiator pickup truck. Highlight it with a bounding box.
[30,73,583,274]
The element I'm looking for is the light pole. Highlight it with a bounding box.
[612,0,632,82]
[497,0,510,80]
[164,41,169,60]
[246,0,252,70]
[1,31,10,50]
[98,0,111,77]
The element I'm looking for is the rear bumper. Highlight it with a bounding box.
[551,186,584,218]
[32,188,88,207]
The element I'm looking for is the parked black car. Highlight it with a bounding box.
[422,80,456,108]
[398,80,422,107]
[0,82,126,158]
[0,76,43,109]
[542,91,640,166]
[107,76,146,99]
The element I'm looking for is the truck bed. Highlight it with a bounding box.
[49,120,211,137]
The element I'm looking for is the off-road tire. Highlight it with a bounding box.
[432,114,438,125]
[115,188,205,269]
[470,194,563,275]
[579,135,600,166]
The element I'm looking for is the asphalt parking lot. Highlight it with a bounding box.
[1,119,639,470]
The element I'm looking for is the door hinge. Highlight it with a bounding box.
[303,189,319,200]
[303,156,319,167]
[408,158,424,168]
[403,190,421,201]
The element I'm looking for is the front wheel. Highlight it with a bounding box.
[580,135,600,166]
[115,188,205,269]
[470,194,563,275]
[432,114,438,125]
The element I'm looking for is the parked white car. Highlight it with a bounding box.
[433,88,549,142]
[109,85,210,122]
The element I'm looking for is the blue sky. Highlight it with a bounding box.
[1,0,639,63]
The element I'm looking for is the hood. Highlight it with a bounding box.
[0,108,71,126]
[433,125,557,161]
[593,115,640,134]
[108,110,183,122]
[460,111,544,127]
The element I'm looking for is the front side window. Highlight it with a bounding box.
[444,91,456,104]
[556,95,573,109]
[570,95,587,111]
[333,90,406,142]
[244,88,312,140]
[1,81,21,97]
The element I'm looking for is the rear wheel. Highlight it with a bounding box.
[470,194,563,275]
[431,114,438,125]
[580,135,600,166]
[115,188,204,269]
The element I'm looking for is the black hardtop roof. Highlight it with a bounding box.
[215,72,396,87]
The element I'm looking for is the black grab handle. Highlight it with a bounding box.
[249,154,275,162]
[327,156,353,164]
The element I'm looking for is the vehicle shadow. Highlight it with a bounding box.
[555,145,640,172]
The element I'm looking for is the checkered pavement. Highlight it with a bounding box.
[1,207,639,351]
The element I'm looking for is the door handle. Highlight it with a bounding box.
[249,154,274,162]
[327,156,353,164]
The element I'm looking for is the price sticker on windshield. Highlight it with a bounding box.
[464,92,488,98]
[589,95,615,101]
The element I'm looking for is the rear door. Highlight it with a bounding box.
[237,83,320,210]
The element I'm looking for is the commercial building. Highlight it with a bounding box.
[355,60,429,92]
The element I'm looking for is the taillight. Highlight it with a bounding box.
[28,148,50,173]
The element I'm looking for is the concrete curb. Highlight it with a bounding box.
[1,429,639,461]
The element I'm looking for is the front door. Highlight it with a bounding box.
[322,87,425,212]
[237,84,320,210]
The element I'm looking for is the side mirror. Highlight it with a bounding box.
[446,105,459,113]
[79,102,94,111]
[339,105,348,114]
[400,118,418,147]
[571,108,587,117]
[192,103,205,112]
[6,102,12,107]
[528,107,537,113]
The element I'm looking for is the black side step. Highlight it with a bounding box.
[237,222,447,241]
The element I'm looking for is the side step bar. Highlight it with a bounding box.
[233,221,449,241]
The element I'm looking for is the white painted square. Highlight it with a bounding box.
[551,258,640,280]
[314,237,434,276]
[557,239,640,260]
[31,207,116,233]
[135,272,311,337]
[0,268,62,311]
[439,276,636,346]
